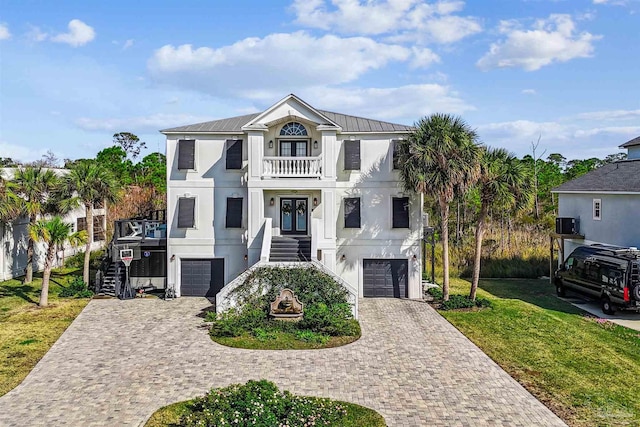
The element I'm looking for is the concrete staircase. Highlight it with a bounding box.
[269,236,311,262]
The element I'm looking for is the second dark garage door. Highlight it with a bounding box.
[180,259,224,297]
[363,259,408,298]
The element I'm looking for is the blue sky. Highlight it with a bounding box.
[1,0,639,163]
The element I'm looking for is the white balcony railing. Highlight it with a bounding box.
[262,156,322,178]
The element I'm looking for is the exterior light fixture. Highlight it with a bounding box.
[269,140,273,148]
[170,255,175,262]
[313,197,318,207]
[270,197,275,206]
[244,254,248,261]
[313,140,318,149]
[341,254,346,261]
[412,254,417,260]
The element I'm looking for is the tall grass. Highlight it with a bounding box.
[427,223,552,279]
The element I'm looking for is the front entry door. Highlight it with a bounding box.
[281,198,308,235]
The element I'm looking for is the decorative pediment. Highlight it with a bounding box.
[241,94,341,132]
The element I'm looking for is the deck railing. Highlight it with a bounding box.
[262,156,322,178]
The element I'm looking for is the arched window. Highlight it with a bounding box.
[280,122,308,136]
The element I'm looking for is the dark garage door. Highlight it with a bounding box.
[180,259,224,297]
[363,259,408,298]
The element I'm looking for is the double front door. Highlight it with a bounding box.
[281,198,307,235]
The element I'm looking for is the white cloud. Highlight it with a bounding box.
[51,19,95,47]
[410,46,440,68]
[148,32,412,97]
[26,25,48,42]
[123,39,134,49]
[0,141,48,162]
[303,84,474,122]
[574,125,640,138]
[477,14,601,71]
[574,109,640,121]
[75,113,212,133]
[291,0,481,44]
[521,89,536,95]
[0,23,11,40]
[476,119,638,159]
[593,0,629,5]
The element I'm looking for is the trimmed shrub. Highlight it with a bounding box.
[209,267,359,342]
[440,294,492,311]
[426,286,443,300]
[181,380,349,427]
[59,276,93,298]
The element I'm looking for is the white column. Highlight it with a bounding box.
[322,189,335,239]
[319,128,337,179]
[247,130,265,181]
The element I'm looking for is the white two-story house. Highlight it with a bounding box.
[161,94,423,303]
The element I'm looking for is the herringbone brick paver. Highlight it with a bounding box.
[0,298,566,427]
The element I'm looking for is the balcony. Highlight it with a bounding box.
[262,156,322,178]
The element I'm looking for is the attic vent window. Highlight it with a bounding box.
[280,122,307,136]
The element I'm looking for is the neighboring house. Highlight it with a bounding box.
[0,168,106,281]
[552,136,640,258]
[161,94,423,302]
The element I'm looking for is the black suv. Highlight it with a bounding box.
[555,245,640,314]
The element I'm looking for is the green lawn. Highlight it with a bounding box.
[214,331,360,350]
[0,268,90,396]
[443,278,640,427]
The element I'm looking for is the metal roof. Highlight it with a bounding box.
[552,159,640,193]
[619,135,640,148]
[161,109,413,134]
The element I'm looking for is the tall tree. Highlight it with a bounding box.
[66,162,119,284]
[29,217,86,307]
[113,132,147,161]
[398,114,482,300]
[135,152,166,191]
[469,148,533,300]
[13,167,62,283]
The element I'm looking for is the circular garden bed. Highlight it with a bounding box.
[206,267,361,350]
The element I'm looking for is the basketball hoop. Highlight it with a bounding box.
[120,249,134,267]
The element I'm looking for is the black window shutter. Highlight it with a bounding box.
[178,140,195,170]
[344,140,361,170]
[177,198,195,228]
[392,197,410,228]
[226,139,243,169]
[392,140,401,170]
[226,198,243,228]
[344,197,361,228]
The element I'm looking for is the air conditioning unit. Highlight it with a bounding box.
[556,217,578,235]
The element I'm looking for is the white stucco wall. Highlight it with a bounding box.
[0,208,106,281]
[164,97,422,299]
[557,192,640,259]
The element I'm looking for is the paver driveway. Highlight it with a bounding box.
[0,298,566,427]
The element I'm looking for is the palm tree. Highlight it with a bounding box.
[29,216,87,307]
[469,148,533,300]
[398,114,482,301]
[13,167,62,283]
[66,162,119,284]
[0,170,20,223]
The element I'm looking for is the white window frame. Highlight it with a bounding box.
[593,198,602,221]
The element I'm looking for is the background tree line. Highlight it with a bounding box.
[0,132,166,307]
[398,115,627,301]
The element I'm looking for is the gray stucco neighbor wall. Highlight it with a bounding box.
[558,193,640,255]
